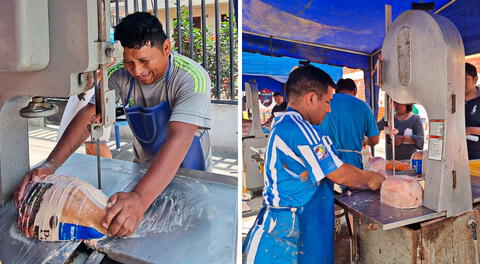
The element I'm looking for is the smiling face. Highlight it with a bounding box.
[122,40,171,85]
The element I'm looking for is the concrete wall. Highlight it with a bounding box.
[113,103,238,155]
[30,102,238,156]
[209,103,237,155]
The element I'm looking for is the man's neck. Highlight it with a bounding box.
[338,91,355,96]
[466,87,480,101]
[287,103,308,121]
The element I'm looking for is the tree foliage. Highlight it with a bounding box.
[172,8,238,100]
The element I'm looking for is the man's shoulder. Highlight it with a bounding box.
[332,94,372,113]
[272,113,320,144]
[107,63,129,82]
[172,52,209,77]
[171,52,210,93]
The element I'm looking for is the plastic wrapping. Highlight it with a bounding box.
[17,175,108,241]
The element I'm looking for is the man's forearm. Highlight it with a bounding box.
[467,127,480,135]
[132,122,197,211]
[327,164,375,187]
[365,135,380,147]
[47,104,95,169]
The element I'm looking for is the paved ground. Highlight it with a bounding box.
[28,125,238,176]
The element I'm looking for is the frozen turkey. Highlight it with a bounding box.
[380,175,423,209]
[17,174,108,241]
[365,157,387,177]
[354,157,387,189]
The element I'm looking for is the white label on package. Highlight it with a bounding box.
[429,120,445,137]
[429,137,443,160]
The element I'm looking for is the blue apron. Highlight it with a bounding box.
[123,62,206,170]
[243,179,334,264]
[298,179,335,264]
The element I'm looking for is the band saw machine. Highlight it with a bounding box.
[335,9,480,264]
[0,1,237,263]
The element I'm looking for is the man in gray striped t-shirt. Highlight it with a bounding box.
[15,12,211,237]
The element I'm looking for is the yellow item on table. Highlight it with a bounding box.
[470,160,480,177]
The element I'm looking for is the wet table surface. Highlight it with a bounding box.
[0,154,237,264]
[336,175,480,230]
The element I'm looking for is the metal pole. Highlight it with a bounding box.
[176,0,182,54]
[214,0,221,99]
[134,0,138,12]
[165,0,170,38]
[125,0,129,15]
[115,0,120,25]
[154,0,158,17]
[228,0,234,100]
[201,0,207,68]
[188,0,194,59]
[95,0,109,190]
[142,0,147,12]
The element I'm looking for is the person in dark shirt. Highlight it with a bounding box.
[465,62,480,159]
[377,102,424,160]
[263,92,288,126]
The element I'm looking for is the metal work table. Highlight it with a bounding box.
[336,175,480,231]
[0,153,237,264]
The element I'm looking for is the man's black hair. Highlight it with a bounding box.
[336,78,357,93]
[406,104,413,113]
[114,12,168,49]
[273,92,283,97]
[286,65,335,100]
[466,62,478,78]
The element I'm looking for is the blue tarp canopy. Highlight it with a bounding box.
[243,0,480,116]
[243,0,480,70]
[242,52,343,93]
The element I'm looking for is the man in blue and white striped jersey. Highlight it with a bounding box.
[244,65,385,264]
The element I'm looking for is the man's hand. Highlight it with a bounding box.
[394,135,405,146]
[367,171,385,191]
[14,162,56,209]
[102,192,147,237]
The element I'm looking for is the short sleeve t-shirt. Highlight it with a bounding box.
[262,109,343,208]
[272,101,288,115]
[466,94,480,159]
[100,51,211,163]
[319,93,379,169]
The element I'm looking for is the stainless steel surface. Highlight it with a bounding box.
[96,140,102,189]
[335,190,446,230]
[0,154,138,264]
[19,97,59,118]
[0,153,237,263]
[89,165,238,264]
[387,96,396,176]
[382,10,470,216]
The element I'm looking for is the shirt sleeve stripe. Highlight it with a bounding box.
[174,59,201,93]
[298,145,325,182]
[175,56,207,93]
[275,135,305,166]
[290,116,313,145]
[107,63,124,78]
[176,58,207,93]
[293,116,318,144]
[306,122,322,143]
